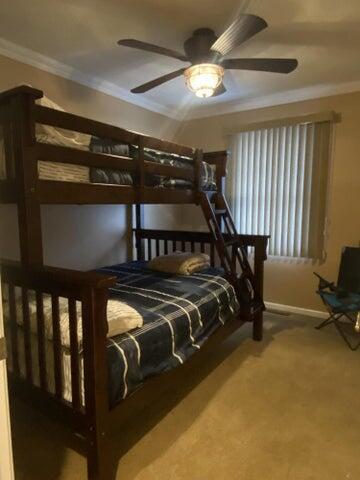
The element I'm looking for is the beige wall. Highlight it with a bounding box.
[0,54,181,270]
[174,93,360,311]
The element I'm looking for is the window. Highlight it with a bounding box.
[227,119,332,260]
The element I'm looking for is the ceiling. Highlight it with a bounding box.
[1,0,360,119]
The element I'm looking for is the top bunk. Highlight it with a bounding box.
[0,85,227,206]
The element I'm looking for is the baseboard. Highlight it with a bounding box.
[265,302,328,319]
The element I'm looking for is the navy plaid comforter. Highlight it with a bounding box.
[97,261,240,406]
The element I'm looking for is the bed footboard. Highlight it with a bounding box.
[0,260,117,479]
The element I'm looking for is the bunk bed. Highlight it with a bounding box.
[0,85,269,480]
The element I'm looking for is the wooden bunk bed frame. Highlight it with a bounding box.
[0,85,269,480]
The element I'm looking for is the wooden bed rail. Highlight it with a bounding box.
[1,260,116,450]
[0,85,195,156]
[0,85,228,269]
[1,259,117,291]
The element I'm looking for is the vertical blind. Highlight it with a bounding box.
[227,121,332,260]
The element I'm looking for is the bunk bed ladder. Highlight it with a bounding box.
[200,192,265,317]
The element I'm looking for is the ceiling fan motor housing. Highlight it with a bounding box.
[183,28,220,64]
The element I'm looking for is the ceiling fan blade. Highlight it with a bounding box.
[131,68,186,93]
[211,14,267,56]
[213,83,227,97]
[117,39,188,62]
[222,58,298,73]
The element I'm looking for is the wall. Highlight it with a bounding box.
[175,92,360,311]
[0,54,181,270]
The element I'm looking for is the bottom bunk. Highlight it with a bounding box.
[3,260,239,407]
[1,228,268,480]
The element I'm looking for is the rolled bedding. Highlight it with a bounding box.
[147,252,210,275]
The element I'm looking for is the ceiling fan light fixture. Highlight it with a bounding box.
[184,63,224,98]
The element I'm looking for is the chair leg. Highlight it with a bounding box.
[315,313,339,330]
[334,317,360,351]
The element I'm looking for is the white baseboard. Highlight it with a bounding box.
[265,301,328,319]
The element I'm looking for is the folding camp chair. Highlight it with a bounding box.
[314,246,360,351]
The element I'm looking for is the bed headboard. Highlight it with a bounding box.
[132,227,269,303]
[134,228,218,265]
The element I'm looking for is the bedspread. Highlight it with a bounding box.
[99,261,239,405]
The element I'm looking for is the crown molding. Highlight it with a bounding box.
[184,79,360,120]
[1,37,360,123]
[0,37,179,119]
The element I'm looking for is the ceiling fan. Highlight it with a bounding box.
[117,14,298,98]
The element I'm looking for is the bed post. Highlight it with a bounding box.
[135,204,145,260]
[252,236,268,341]
[8,87,44,266]
[203,150,227,194]
[82,284,117,480]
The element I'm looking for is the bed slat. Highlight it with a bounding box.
[68,298,81,411]
[35,105,137,145]
[210,243,215,267]
[36,291,47,390]
[156,239,160,257]
[137,138,145,189]
[51,295,63,399]
[36,143,135,172]
[8,284,20,375]
[147,238,152,260]
[21,288,33,382]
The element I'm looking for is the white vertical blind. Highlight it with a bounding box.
[227,121,331,260]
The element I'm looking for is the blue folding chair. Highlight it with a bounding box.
[314,247,360,351]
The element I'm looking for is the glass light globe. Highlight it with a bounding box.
[184,63,224,98]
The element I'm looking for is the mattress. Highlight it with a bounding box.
[6,326,83,405]
[5,261,239,407]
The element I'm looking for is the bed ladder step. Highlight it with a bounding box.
[224,238,239,247]
[214,209,227,216]
[199,191,264,316]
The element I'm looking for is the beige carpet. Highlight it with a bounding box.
[10,313,360,480]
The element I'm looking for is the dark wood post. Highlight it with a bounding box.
[82,283,117,480]
[203,150,228,194]
[252,236,269,341]
[135,204,145,261]
[194,149,203,195]
[9,88,44,266]
[137,136,145,199]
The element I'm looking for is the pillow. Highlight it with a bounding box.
[90,137,133,185]
[148,252,210,275]
[36,95,91,150]
[1,288,143,351]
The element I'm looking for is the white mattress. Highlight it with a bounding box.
[0,94,93,183]
[6,325,83,405]
[37,158,90,183]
